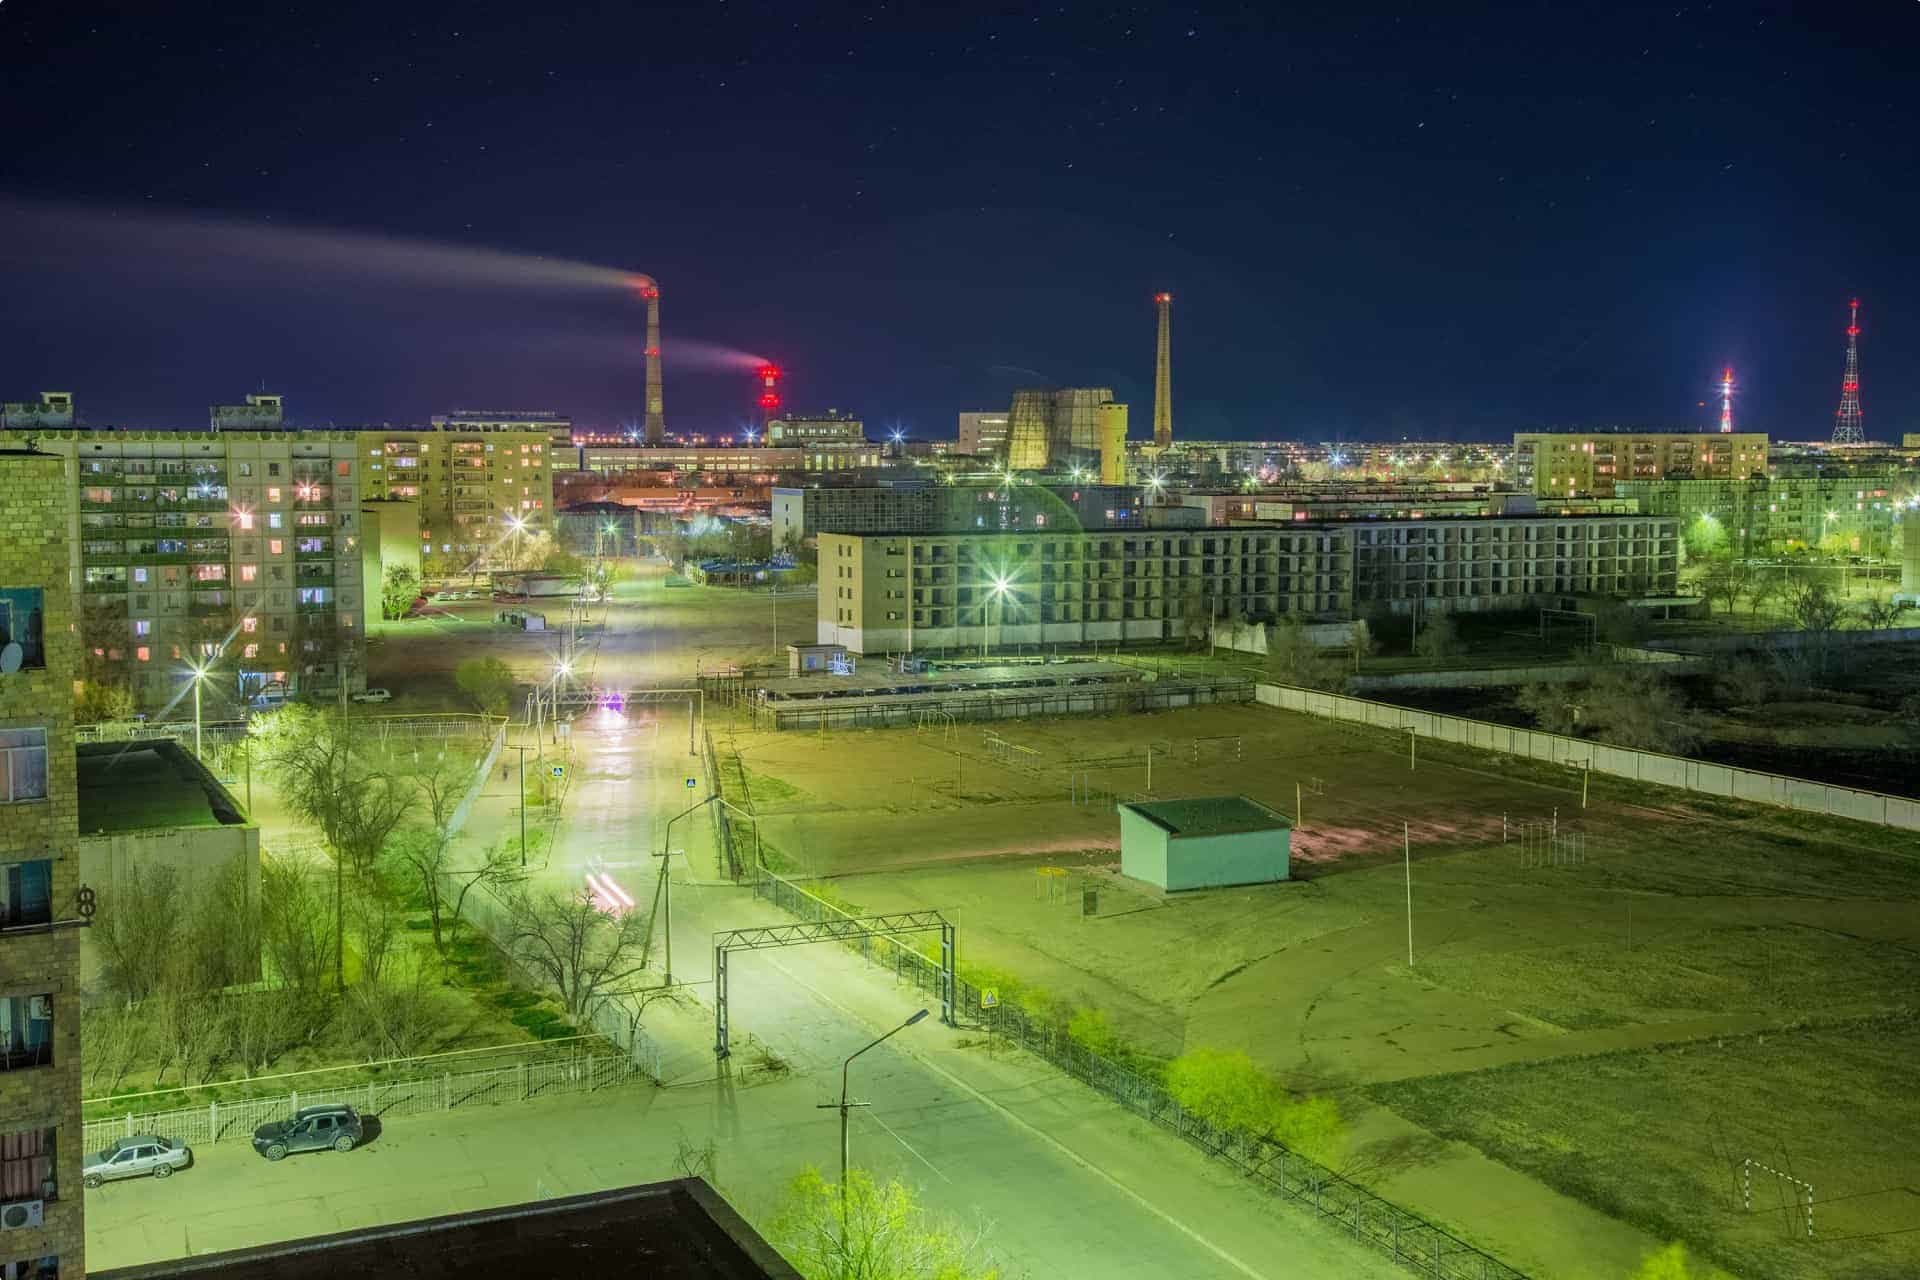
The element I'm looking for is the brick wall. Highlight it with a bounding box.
[0,452,85,1276]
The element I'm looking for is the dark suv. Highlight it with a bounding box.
[251,1104,365,1161]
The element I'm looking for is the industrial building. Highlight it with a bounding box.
[772,481,1145,547]
[1180,486,1636,525]
[815,512,1677,653]
[0,447,87,1277]
[1512,430,1767,497]
[565,442,883,476]
[1119,797,1291,891]
[765,412,864,445]
[1004,388,1130,475]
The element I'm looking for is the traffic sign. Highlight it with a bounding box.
[685,777,697,789]
[551,765,565,778]
[980,989,999,1009]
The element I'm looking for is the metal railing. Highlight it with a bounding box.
[82,1051,642,1152]
[751,868,1529,1280]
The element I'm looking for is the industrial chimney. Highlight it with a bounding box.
[1152,292,1173,449]
[634,276,665,445]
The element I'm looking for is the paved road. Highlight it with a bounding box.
[101,699,1404,1276]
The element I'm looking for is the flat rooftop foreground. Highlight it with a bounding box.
[76,739,245,834]
[93,1179,798,1280]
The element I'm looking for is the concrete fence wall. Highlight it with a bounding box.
[1256,682,1920,833]
[1646,625,1920,654]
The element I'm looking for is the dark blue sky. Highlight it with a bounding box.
[3,1,1916,441]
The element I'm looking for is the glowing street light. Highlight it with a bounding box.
[820,1008,931,1228]
[982,573,1014,658]
[185,658,212,759]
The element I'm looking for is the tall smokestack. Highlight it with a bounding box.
[1152,292,1173,449]
[635,276,665,444]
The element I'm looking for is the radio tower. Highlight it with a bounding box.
[1831,298,1864,446]
[1718,367,1735,433]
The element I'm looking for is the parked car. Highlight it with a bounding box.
[251,1104,365,1161]
[349,688,392,704]
[84,1135,191,1188]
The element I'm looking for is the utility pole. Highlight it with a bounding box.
[1404,822,1414,967]
[818,1010,930,1229]
[508,744,532,867]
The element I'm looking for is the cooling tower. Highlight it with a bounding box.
[1098,403,1128,484]
[1006,388,1053,471]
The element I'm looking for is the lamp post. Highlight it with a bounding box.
[656,794,717,984]
[818,1009,930,1226]
[186,659,211,759]
[981,574,1011,659]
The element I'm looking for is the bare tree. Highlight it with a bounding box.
[1412,612,1461,660]
[1747,569,1785,617]
[1857,597,1907,630]
[1787,578,1846,634]
[339,963,451,1060]
[93,863,186,1005]
[260,855,337,997]
[346,873,403,988]
[1264,616,1346,691]
[505,888,651,1018]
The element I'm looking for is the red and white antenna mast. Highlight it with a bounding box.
[1718,367,1735,434]
[1831,298,1864,445]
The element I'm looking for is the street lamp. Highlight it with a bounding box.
[185,658,212,759]
[982,573,1013,658]
[819,1008,930,1224]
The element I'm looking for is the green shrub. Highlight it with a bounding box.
[492,990,541,1010]
[535,1021,578,1040]
[510,1007,560,1033]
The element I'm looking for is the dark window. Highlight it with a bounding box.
[0,860,52,928]
[0,589,45,670]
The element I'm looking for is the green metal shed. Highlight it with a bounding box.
[1117,796,1292,891]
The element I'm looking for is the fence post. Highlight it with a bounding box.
[209,1100,217,1141]
[444,1074,452,1112]
[367,1082,375,1116]
[520,1061,528,1100]
[290,1089,298,1115]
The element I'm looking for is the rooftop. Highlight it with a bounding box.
[92,1179,798,1280]
[76,739,244,835]
[1124,796,1291,838]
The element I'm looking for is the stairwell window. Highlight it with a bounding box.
[0,1127,55,1199]
[0,729,48,803]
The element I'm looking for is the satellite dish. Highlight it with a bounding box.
[0,644,21,674]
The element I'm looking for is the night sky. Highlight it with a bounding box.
[4,1,1917,442]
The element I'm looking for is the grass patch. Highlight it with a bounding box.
[1372,1015,1920,1280]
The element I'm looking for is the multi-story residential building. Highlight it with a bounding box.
[1513,431,1767,496]
[1,394,74,431]
[209,393,284,430]
[956,411,1009,457]
[1616,472,1910,559]
[765,412,864,445]
[772,482,1144,546]
[0,448,87,1279]
[432,408,573,451]
[360,425,553,561]
[817,513,1677,653]
[1182,487,1637,525]
[2,431,371,709]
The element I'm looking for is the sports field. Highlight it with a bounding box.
[717,699,1920,1280]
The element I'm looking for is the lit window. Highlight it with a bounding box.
[242,616,257,633]
[132,567,149,585]
[240,564,258,582]
[268,512,284,530]
[267,487,281,502]
[133,619,151,636]
[243,643,259,659]
[235,511,254,531]
[136,646,150,662]
[269,540,283,555]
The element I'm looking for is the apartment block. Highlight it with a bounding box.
[1513,431,1767,497]
[0,431,371,710]
[817,514,1678,653]
[1616,473,1908,558]
[565,442,883,476]
[0,449,86,1279]
[359,426,553,559]
[956,411,1009,457]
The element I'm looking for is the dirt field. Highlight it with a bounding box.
[719,699,1920,1279]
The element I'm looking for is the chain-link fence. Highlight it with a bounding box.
[82,1050,642,1152]
[751,868,1530,1280]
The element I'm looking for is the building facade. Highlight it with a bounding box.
[817,513,1678,653]
[765,412,864,445]
[0,449,86,1279]
[4,431,372,710]
[1616,473,1909,559]
[359,426,554,561]
[566,442,883,476]
[1,394,74,431]
[773,482,1145,546]
[1513,431,1767,497]
[956,411,1009,457]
